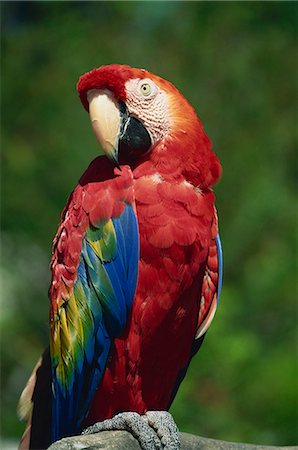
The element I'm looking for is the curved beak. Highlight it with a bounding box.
[87,89,121,166]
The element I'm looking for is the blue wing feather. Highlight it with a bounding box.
[216,233,223,301]
[51,204,139,442]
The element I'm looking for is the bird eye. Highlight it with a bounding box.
[140,83,152,97]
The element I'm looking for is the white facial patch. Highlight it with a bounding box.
[124,78,170,146]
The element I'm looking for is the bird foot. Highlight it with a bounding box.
[82,411,180,450]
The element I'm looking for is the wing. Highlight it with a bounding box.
[167,209,222,408]
[195,213,223,339]
[49,160,139,442]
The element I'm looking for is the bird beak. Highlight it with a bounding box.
[87,89,120,167]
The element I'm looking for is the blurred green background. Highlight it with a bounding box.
[1,1,297,447]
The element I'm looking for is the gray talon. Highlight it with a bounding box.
[82,410,180,450]
[82,411,162,449]
[144,411,180,450]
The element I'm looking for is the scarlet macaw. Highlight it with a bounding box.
[18,64,222,450]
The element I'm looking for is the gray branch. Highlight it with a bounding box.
[48,431,297,450]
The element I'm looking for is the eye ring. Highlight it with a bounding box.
[140,82,152,97]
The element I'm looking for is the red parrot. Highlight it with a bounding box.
[18,64,222,450]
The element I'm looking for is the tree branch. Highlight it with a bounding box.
[48,430,295,449]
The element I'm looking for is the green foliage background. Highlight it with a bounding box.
[1,1,297,446]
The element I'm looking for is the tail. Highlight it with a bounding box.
[18,348,52,450]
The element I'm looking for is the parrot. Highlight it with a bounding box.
[18,64,222,450]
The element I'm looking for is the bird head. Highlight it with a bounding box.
[77,64,221,188]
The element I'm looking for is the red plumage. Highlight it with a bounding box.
[19,64,222,449]
[77,65,222,423]
[50,160,135,316]
[78,64,221,422]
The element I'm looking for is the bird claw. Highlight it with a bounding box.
[143,411,180,450]
[82,411,180,450]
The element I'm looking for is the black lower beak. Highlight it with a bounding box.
[118,101,152,162]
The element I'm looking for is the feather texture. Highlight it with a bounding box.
[87,168,221,422]
[49,160,139,441]
[19,64,223,449]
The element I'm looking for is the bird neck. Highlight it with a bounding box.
[133,123,221,189]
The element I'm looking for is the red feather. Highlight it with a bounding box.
[49,159,135,315]
[88,153,218,421]
[20,65,222,449]
[82,61,222,419]
[78,65,222,423]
